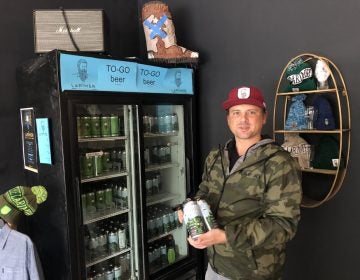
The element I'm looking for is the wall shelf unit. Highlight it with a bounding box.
[273,53,351,208]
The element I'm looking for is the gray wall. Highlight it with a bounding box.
[164,0,360,279]
[1,0,359,279]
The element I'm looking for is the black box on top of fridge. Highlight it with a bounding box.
[16,50,202,280]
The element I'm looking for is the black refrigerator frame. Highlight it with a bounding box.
[16,50,203,280]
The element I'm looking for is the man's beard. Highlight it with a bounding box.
[79,70,88,82]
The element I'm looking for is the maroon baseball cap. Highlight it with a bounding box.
[222,86,266,110]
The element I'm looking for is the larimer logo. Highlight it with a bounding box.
[77,59,88,82]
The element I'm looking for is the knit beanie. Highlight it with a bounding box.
[285,58,317,92]
[0,185,47,225]
[281,133,311,169]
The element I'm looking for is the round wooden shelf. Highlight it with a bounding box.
[273,53,351,208]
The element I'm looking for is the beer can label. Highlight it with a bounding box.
[197,199,218,230]
[183,200,206,239]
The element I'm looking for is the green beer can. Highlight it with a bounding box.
[82,116,92,138]
[90,115,101,138]
[82,154,94,178]
[101,115,111,137]
[110,114,119,137]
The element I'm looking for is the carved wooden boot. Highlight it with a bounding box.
[142,1,199,63]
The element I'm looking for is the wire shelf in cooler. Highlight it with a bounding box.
[144,132,178,138]
[81,171,128,183]
[78,136,128,143]
[146,192,179,207]
[84,208,130,225]
[145,162,179,172]
[85,247,131,268]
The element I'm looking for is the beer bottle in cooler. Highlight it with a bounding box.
[118,226,127,250]
[160,242,167,266]
[171,113,179,132]
[121,149,126,171]
[122,186,128,208]
[166,235,176,264]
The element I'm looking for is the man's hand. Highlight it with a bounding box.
[187,228,227,249]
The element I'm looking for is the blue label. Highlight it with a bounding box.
[60,53,193,95]
[36,118,52,165]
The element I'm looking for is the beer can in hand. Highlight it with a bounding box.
[183,199,207,240]
[197,199,218,230]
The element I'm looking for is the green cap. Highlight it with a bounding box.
[0,185,47,225]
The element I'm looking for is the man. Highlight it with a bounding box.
[180,86,302,279]
[0,185,47,280]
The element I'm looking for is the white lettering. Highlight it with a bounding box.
[287,68,313,85]
[56,26,82,34]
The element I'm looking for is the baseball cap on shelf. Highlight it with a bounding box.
[0,185,47,225]
[222,86,266,110]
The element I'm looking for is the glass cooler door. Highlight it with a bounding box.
[75,104,139,280]
[142,104,189,275]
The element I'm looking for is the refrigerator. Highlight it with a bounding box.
[16,50,201,280]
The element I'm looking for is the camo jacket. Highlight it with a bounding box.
[195,138,302,280]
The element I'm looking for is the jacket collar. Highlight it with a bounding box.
[223,137,277,173]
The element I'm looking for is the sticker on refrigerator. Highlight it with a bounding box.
[36,118,53,165]
[20,108,38,173]
[59,53,193,94]
[60,53,138,92]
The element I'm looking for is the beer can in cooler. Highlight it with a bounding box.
[164,114,172,134]
[121,149,126,171]
[102,151,111,172]
[197,199,218,230]
[151,116,158,133]
[86,191,96,215]
[146,179,153,196]
[101,115,111,137]
[149,216,156,238]
[118,228,127,249]
[158,115,165,134]
[148,116,154,133]
[121,187,128,208]
[104,188,113,209]
[95,190,105,211]
[165,144,171,163]
[94,153,103,176]
[113,265,121,280]
[83,153,94,178]
[143,115,151,133]
[108,231,119,253]
[81,193,87,214]
[76,116,83,138]
[105,268,114,280]
[151,146,159,164]
[183,199,207,239]
[144,147,151,166]
[82,116,92,138]
[152,177,159,194]
[159,146,166,164]
[110,114,119,137]
[90,115,101,138]
[171,113,179,132]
